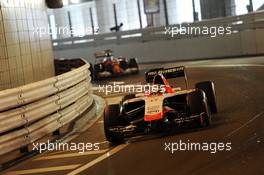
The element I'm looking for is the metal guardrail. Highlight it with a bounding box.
[52,11,264,50]
[0,58,93,156]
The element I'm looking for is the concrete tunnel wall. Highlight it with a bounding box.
[0,0,55,90]
[53,29,264,64]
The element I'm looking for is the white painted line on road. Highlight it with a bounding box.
[5,164,82,175]
[66,144,129,175]
[98,140,108,145]
[34,149,109,161]
[225,111,264,138]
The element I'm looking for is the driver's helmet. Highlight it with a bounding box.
[153,74,165,85]
[153,74,174,93]
[104,49,113,57]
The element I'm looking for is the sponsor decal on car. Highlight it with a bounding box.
[144,95,164,121]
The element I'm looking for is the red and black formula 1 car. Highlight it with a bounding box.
[91,49,139,80]
[104,66,217,143]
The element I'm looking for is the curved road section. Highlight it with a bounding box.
[2,56,264,175]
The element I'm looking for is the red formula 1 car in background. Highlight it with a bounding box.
[91,49,139,80]
[104,66,217,143]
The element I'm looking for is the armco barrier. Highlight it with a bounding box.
[0,58,93,156]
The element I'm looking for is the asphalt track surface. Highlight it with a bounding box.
[2,56,264,175]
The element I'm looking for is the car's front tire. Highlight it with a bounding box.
[187,90,211,127]
[195,81,217,114]
[94,64,104,80]
[104,104,124,144]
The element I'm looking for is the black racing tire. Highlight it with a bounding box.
[195,81,217,114]
[187,90,211,127]
[128,58,138,69]
[122,94,136,102]
[104,104,124,143]
[94,63,104,72]
[119,60,128,70]
[94,64,104,80]
[105,64,113,73]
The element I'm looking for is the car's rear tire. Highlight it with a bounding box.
[128,58,138,67]
[104,104,124,144]
[128,58,139,73]
[195,81,217,114]
[187,90,211,127]
[119,60,128,70]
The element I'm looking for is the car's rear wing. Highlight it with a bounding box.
[145,66,188,88]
